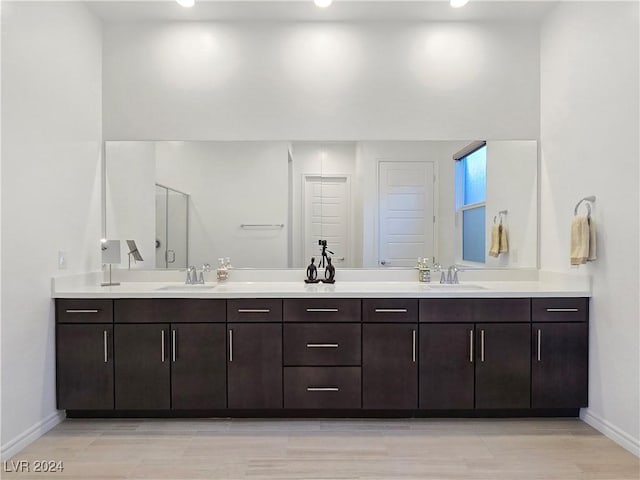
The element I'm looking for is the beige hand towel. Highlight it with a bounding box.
[499,224,509,253]
[489,224,500,257]
[570,215,590,265]
[587,217,597,261]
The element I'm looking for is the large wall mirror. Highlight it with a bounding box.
[105,140,537,270]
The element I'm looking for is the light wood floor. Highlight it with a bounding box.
[4,418,639,479]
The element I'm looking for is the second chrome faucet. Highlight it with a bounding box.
[185,264,211,284]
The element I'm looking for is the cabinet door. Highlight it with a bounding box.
[115,324,170,410]
[419,323,474,409]
[227,323,282,409]
[171,323,227,410]
[475,323,530,409]
[57,324,114,410]
[363,324,417,409]
[532,322,588,408]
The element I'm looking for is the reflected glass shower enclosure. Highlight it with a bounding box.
[155,184,188,269]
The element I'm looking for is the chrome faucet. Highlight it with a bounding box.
[185,266,197,285]
[197,264,211,284]
[440,265,460,284]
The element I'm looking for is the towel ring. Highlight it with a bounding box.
[494,210,508,225]
[574,196,596,218]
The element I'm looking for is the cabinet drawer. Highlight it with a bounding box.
[419,299,474,323]
[363,299,418,323]
[115,299,225,323]
[284,367,361,409]
[473,299,531,323]
[284,299,361,323]
[532,298,588,322]
[284,324,361,366]
[227,299,282,322]
[56,299,113,324]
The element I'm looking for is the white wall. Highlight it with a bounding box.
[540,1,640,455]
[290,142,359,267]
[484,141,538,268]
[105,142,157,269]
[154,141,290,268]
[103,21,540,141]
[1,2,103,459]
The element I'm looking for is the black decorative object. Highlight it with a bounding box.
[323,257,336,284]
[304,257,320,284]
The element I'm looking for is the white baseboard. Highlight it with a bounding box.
[1,410,66,461]
[581,409,640,457]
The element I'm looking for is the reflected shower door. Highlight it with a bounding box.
[155,184,189,269]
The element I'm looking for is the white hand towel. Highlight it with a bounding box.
[499,224,509,254]
[587,217,597,262]
[570,215,589,265]
[489,224,500,257]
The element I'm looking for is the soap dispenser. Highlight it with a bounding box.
[216,257,229,282]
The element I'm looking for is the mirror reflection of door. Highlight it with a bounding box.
[303,176,351,268]
[378,162,435,267]
[155,184,189,269]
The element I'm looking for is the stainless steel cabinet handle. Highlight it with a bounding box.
[469,330,474,363]
[546,308,579,312]
[306,308,339,313]
[480,330,485,363]
[238,309,270,313]
[103,330,108,363]
[307,387,339,392]
[229,329,233,362]
[412,329,416,363]
[306,343,338,348]
[172,330,177,363]
[66,309,99,313]
[537,329,541,362]
[375,308,408,313]
[161,330,165,363]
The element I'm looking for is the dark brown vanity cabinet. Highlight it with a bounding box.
[419,323,474,409]
[474,323,531,409]
[57,323,114,410]
[114,323,171,410]
[419,299,532,410]
[226,299,283,409]
[113,299,227,410]
[531,298,589,408]
[227,323,283,409]
[362,300,418,409]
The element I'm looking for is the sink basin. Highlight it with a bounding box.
[428,284,486,290]
[156,284,216,291]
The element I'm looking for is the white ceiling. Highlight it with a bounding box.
[87,0,559,23]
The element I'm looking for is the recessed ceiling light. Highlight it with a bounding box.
[450,0,469,8]
[314,0,333,8]
[176,0,195,8]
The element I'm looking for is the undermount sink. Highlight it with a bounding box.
[156,284,216,291]
[428,283,486,290]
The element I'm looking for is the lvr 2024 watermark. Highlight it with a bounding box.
[3,460,64,473]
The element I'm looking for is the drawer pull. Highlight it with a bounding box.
[469,330,474,363]
[103,330,108,363]
[546,308,579,312]
[66,309,99,313]
[172,330,177,363]
[480,330,485,362]
[161,330,165,363]
[537,329,542,362]
[412,329,416,363]
[229,329,233,362]
[375,308,408,313]
[306,308,339,313]
[307,387,339,392]
[306,343,339,348]
[237,309,271,313]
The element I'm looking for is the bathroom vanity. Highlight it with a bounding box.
[54,282,589,418]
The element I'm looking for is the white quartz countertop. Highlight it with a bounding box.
[52,280,590,299]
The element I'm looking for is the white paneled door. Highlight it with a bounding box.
[303,176,350,268]
[378,162,435,267]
